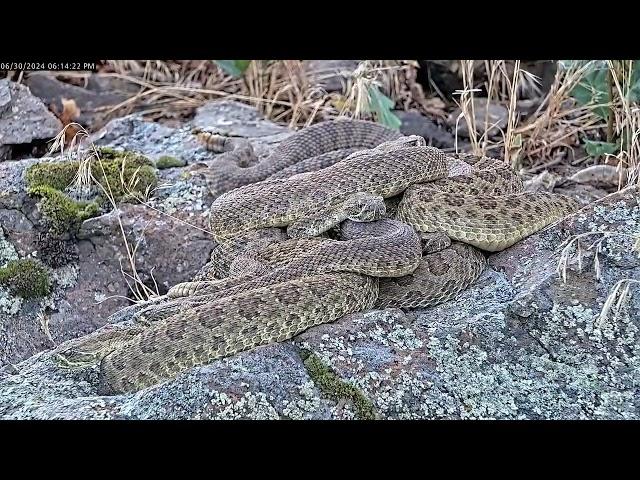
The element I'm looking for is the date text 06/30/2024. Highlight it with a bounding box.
[0,62,97,71]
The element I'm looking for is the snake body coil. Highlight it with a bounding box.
[55,120,581,395]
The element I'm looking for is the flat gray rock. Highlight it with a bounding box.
[304,60,360,93]
[0,80,62,148]
[25,74,129,130]
[395,110,454,149]
[447,97,508,139]
[191,100,290,145]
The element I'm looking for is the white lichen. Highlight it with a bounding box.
[281,381,322,419]
[0,288,23,316]
[207,390,279,420]
[0,229,19,267]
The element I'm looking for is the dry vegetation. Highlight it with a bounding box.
[12,59,634,188]
[48,59,633,188]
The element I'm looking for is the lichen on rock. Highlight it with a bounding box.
[0,228,19,267]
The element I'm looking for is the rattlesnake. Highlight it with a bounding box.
[55,120,580,395]
[194,119,402,196]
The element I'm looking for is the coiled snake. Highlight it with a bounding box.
[55,119,579,394]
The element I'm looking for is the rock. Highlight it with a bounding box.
[524,170,561,193]
[1,185,637,419]
[569,164,629,188]
[191,100,290,144]
[0,80,63,159]
[25,74,129,130]
[0,158,40,256]
[90,115,205,164]
[305,60,360,93]
[0,100,294,368]
[515,98,542,118]
[85,76,139,95]
[395,110,454,149]
[0,342,336,420]
[0,81,11,115]
[91,100,291,165]
[76,202,215,295]
[447,97,508,139]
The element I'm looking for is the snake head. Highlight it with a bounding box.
[53,349,103,369]
[343,192,387,222]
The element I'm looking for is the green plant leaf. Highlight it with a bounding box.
[367,85,401,130]
[584,140,618,157]
[214,60,252,77]
[627,60,640,103]
[570,64,610,119]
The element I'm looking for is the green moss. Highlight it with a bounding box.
[29,186,99,235]
[25,149,158,233]
[92,147,157,202]
[0,258,51,299]
[300,349,377,420]
[25,161,78,191]
[155,155,186,169]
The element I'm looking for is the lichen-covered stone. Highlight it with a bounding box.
[0,102,637,420]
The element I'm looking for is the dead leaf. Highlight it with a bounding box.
[50,98,81,144]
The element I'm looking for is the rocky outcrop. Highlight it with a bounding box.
[395,110,454,149]
[1,175,637,418]
[0,101,292,367]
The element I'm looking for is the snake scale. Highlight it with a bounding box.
[55,119,580,395]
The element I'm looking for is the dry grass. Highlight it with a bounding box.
[242,60,336,127]
[91,60,342,128]
[453,60,482,154]
[516,62,605,174]
[453,60,540,166]
[337,60,432,122]
[607,60,640,185]
[557,228,640,326]
[48,123,160,303]
[453,59,638,188]
[39,60,426,132]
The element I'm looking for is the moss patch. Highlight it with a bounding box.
[25,148,158,234]
[37,233,78,268]
[29,186,100,235]
[0,258,51,299]
[300,349,377,420]
[25,161,77,191]
[91,147,157,202]
[156,155,186,169]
